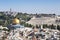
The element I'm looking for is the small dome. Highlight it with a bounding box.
[12,18,20,24]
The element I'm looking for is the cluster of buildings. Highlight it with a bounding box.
[26,15,60,26]
[0,9,60,40]
[4,9,17,17]
[0,17,60,40]
[0,27,60,40]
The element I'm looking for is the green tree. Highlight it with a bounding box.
[28,24,32,27]
[50,24,56,29]
[57,25,60,30]
[43,24,48,28]
[36,25,38,28]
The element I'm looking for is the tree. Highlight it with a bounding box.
[0,20,4,25]
[57,25,60,30]
[29,24,32,27]
[50,24,56,29]
[43,24,48,28]
[36,25,38,28]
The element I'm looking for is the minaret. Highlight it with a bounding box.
[10,8,12,14]
[10,8,12,12]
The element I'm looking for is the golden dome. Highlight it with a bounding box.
[12,18,20,24]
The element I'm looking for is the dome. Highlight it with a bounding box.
[12,18,20,24]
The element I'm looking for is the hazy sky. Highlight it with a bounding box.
[0,0,60,14]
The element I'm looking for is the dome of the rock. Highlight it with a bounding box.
[13,18,20,24]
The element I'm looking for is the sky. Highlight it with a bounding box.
[0,0,60,15]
